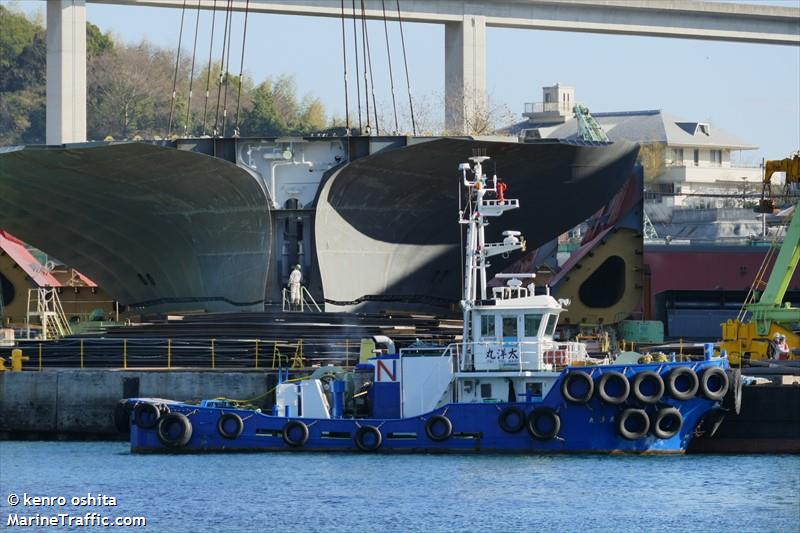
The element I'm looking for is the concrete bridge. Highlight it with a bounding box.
[47,0,800,143]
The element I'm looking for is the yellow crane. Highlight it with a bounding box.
[721,153,800,365]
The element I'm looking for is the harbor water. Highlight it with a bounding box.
[1,442,798,532]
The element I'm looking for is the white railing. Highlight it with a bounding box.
[524,102,571,115]
[281,286,322,312]
[466,339,589,372]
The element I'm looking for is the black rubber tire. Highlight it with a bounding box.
[651,407,683,440]
[722,369,742,415]
[425,415,453,442]
[113,400,134,434]
[700,367,729,401]
[282,420,309,447]
[498,406,526,433]
[217,413,244,440]
[526,407,561,441]
[561,371,594,404]
[666,367,699,401]
[156,412,192,448]
[133,402,161,429]
[597,371,630,405]
[355,425,382,452]
[617,408,650,440]
[632,371,665,404]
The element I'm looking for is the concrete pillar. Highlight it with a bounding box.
[444,15,486,135]
[46,0,87,145]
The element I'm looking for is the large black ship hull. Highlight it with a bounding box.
[0,136,638,314]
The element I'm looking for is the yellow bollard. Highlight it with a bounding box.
[11,349,30,372]
[80,339,84,369]
[0,357,7,372]
[255,339,259,369]
[123,339,128,369]
[167,339,172,369]
[211,338,216,369]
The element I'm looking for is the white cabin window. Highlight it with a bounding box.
[502,316,517,339]
[545,314,558,336]
[480,315,495,337]
[524,314,542,337]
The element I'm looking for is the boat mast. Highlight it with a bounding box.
[458,156,524,367]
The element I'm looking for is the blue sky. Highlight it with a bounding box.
[6,0,800,162]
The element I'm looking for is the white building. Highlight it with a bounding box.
[509,84,761,209]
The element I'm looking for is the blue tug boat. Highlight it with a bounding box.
[127,156,733,454]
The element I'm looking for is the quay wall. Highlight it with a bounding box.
[0,369,277,439]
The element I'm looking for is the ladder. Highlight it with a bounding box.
[26,288,73,340]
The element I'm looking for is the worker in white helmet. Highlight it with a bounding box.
[288,264,303,309]
[774,333,790,360]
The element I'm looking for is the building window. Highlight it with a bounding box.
[693,149,700,166]
[711,149,722,166]
[480,315,495,338]
[673,148,684,164]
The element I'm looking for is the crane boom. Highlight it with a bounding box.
[748,202,800,335]
[574,104,609,142]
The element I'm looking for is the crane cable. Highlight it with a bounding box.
[396,0,416,135]
[220,0,236,137]
[167,0,188,138]
[351,0,362,133]
[362,0,379,135]
[183,0,202,136]
[201,0,218,136]
[359,0,371,134]
[233,0,251,137]
[213,0,233,136]
[340,0,350,134]
[381,0,399,133]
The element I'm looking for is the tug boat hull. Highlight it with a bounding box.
[127,360,731,455]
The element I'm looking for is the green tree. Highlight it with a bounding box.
[298,96,326,134]
[87,22,114,59]
[0,5,45,144]
[241,80,287,136]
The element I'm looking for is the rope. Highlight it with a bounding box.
[396,0,416,135]
[340,0,350,134]
[167,0,188,138]
[359,0,371,134]
[220,0,236,137]
[233,0,250,137]
[213,0,233,137]
[351,0,362,132]
[362,0,380,134]
[183,0,202,136]
[201,0,217,136]
[214,375,307,405]
[381,0,399,133]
